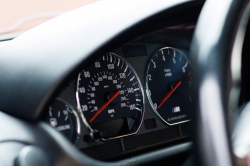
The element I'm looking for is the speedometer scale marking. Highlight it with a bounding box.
[146,47,192,125]
[77,53,144,140]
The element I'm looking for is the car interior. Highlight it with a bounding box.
[1,0,250,165]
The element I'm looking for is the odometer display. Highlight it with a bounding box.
[76,53,144,140]
[146,47,192,125]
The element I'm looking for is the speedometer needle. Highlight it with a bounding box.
[157,81,181,109]
[89,91,120,123]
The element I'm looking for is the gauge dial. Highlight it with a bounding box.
[146,47,192,125]
[76,52,144,140]
[45,99,80,143]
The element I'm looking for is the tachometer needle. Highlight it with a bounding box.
[157,81,181,109]
[89,91,120,123]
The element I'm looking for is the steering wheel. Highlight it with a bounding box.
[0,0,248,165]
[191,0,250,165]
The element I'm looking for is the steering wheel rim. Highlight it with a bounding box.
[190,0,250,165]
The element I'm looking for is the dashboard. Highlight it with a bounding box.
[41,24,196,161]
[2,1,250,166]
[0,1,207,166]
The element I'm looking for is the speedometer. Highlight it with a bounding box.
[76,53,144,140]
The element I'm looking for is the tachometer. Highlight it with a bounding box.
[76,53,144,140]
[146,47,192,125]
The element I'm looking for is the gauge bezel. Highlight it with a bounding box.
[76,52,145,141]
[49,98,81,144]
[145,47,192,126]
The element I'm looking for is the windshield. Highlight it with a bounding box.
[0,0,99,35]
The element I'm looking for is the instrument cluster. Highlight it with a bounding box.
[44,25,195,160]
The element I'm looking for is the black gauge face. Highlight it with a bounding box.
[146,47,192,125]
[45,99,80,143]
[77,52,144,140]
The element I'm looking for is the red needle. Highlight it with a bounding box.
[157,81,182,109]
[89,91,120,123]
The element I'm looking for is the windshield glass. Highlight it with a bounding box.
[0,0,99,35]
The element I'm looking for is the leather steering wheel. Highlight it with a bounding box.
[191,0,250,165]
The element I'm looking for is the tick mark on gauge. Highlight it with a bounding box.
[110,53,112,63]
[161,49,164,55]
[132,82,138,86]
[124,65,128,72]
[130,76,135,81]
[127,71,131,76]
[117,58,120,66]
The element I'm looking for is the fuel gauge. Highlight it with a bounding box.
[45,99,80,143]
